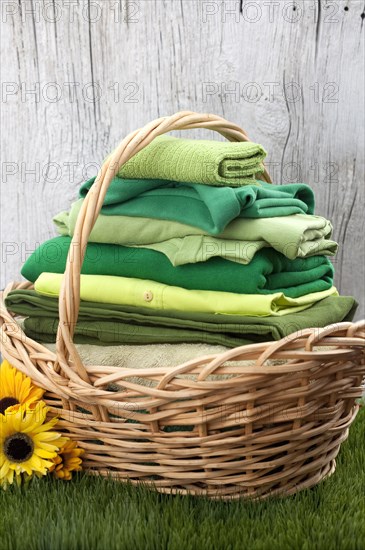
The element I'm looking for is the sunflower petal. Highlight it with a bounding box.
[34,448,58,459]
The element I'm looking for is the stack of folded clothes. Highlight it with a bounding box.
[6,136,357,346]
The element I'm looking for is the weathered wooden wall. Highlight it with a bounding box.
[1,0,364,317]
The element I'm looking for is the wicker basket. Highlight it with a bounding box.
[1,111,364,500]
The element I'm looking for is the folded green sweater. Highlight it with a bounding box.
[21,236,334,298]
[78,177,314,234]
[55,205,337,265]
[108,135,266,186]
[5,291,357,347]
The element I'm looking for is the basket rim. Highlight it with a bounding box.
[1,282,364,408]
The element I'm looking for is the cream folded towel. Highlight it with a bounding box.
[45,342,247,389]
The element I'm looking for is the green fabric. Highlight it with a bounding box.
[54,205,338,265]
[21,317,255,346]
[5,291,357,347]
[78,177,315,234]
[21,236,334,298]
[108,135,267,186]
[33,272,338,316]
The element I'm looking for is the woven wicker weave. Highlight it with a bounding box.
[1,111,364,500]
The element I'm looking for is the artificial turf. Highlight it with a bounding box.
[1,407,364,550]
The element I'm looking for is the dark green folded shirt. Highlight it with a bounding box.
[21,236,334,298]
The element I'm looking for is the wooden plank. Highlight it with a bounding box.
[1,0,364,318]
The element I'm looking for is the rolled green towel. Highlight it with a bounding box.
[21,236,334,298]
[5,290,357,347]
[76,177,314,234]
[54,204,338,265]
[108,135,267,186]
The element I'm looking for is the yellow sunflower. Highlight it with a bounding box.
[50,438,84,480]
[0,401,67,487]
[0,360,44,415]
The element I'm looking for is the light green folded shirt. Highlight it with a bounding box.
[158,214,337,264]
[54,204,337,266]
[108,135,267,186]
[34,272,338,316]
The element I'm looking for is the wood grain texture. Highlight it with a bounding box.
[1,0,364,318]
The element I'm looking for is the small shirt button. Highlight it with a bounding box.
[143,290,153,302]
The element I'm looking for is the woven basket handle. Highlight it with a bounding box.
[56,111,272,380]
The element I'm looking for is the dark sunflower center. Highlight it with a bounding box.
[4,433,34,462]
[0,397,19,414]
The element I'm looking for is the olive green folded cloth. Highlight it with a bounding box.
[5,291,357,347]
[108,135,267,186]
[21,317,255,347]
[54,204,338,265]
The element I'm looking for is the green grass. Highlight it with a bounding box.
[1,408,364,550]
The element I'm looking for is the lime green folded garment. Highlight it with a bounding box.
[108,135,266,187]
[33,272,338,316]
[6,291,356,347]
[21,236,334,298]
[77,177,314,234]
[54,204,337,265]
